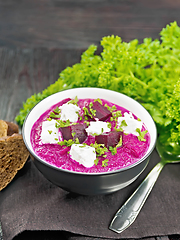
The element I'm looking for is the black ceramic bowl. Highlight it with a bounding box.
[22,88,157,195]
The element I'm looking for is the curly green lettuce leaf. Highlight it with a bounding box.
[15,21,180,145]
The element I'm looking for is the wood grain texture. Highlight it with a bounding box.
[0,0,180,49]
[0,47,83,121]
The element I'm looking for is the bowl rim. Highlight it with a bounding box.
[22,87,157,176]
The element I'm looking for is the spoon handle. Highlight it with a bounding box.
[109,161,164,233]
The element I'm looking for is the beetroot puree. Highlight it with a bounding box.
[30,98,150,173]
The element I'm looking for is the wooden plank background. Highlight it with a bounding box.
[0,0,180,49]
[0,48,83,121]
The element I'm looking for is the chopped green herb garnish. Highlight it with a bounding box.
[94,158,99,166]
[104,104,117,113]
[83,107,90,117]
[114,121,123,132]
[83,106,94,119]
[54,106,61,114]
[47,117,52,121]
[72,131,76,137]
[112,111,122,119]
[107,122,112,129]
[74,138,80,144]
[77,112,83,121]
[55,119,71,128]
[111,105,117,111]
[94,98,102,105]
[116,136,123,148]
[90,132,98,137]
[90,142,108,157]
[109,146,117,155]
[136,128,148,142]
[89,108,96,116]
[110,117,114,122]
[102,159,109,167]
[68,96,79,105]
[57,141,64,146]
[88,102,96,116]
[104,103,110,111]
[48,130,52,134]
[65,139,74,146]
[49,111,61,119]
[79,144,87,148]
[89,102,93,108]
[114,126,123,132]
[84,121,90,126]
[58,139,74,147]
[120,120,127,127]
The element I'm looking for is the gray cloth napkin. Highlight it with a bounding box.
[0,150,180,240]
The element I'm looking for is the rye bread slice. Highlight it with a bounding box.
[0,133,29,191]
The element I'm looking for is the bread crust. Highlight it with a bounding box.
[0,120,19,137]
[6,121,19,136]
[0,120,29,191]
[0,120,8,137]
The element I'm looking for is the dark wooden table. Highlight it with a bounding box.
[0,0,180,49]
[1,1,180,239]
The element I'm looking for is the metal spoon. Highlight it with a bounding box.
[109,137,180,233]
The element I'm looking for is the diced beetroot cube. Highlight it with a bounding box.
[60,123,87,143]
[95,130,123,148]
[71,124,87,143]
[91,101,112,121]
[60,126,72,141]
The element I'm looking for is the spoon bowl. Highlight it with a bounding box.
[156,138,180,163]
[109,136,180,233]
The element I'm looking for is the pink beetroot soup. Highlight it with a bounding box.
[30,98,150,173]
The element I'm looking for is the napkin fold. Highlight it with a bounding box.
[0,150,180,240]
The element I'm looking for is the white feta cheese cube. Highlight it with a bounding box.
[117,112,143,136]
[41,120,59,144]
[59,103,80,122]
[85,121,111,136]
[70,144,96,168]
